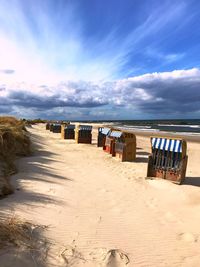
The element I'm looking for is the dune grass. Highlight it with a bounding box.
[0,118,48,264]
[0,216,42,249]
[0,116,31,197]
[0,215,48,266]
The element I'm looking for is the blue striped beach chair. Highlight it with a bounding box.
[147,136,188,184]
[97,127,111,147]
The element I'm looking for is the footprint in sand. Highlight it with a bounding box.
[90,248,130,267]
[178,232,198,243]
[145,197,157,210]
[60,245,85,266]
[47,187,56,194]
[99,188,109,194]
[181,255,200,267]
[103,249,130,267]
[164,211,179,223]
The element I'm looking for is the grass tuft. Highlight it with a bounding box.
[0,116,31,197]
[0,216,47,249]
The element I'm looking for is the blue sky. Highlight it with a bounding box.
[0,0,200,120]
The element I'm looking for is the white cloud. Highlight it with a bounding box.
[0,68,200,118]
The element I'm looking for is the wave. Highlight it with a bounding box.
[114,125,200,136]
[122,125,152,129]
[158,124,200,128]
[116,126,159,132]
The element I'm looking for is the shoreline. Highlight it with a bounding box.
[73,122,200,143]
[122,129,200,143]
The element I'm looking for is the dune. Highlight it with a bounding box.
[0,117,31,196]
[0,123,200,266]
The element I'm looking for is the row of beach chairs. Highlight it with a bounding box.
[46,123,188,184]
[46,122,92,144]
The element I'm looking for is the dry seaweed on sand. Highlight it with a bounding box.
[0,215,48,249]
[0,215,49,265]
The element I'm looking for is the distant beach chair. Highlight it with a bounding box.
[75,125,92,144]
[97,127,111,148]
[46,123,50,130]
[147,136,188,184]
[115,131,136,161]
[61,124,75,139]
[104,130,122,156]
[52,123,62,133]
[49,123,54,132]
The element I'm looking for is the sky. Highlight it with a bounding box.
[0,0,200,120]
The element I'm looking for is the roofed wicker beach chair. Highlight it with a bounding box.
[97,127,111,148]
[49,123,54,131]
[46,122,50,130]
[61,124,75,139]
[115,131,136,161]
[52,123,62,133]
[104,130,122,156]
[75,125,92,144]
[147,136,188,184]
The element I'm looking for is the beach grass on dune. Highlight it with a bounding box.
[0,215,48,265]
[0,216,37,249]
[0,116,31,196]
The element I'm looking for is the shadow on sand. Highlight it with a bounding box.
[134,157,149,163]
[183,177,200,187]
[1,130,72,209]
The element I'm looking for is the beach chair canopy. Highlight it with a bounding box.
[65,124,75,129]
[100,127,111,135]
[151,137,182,153]
[79,125,92,131]
[109,131,122,138]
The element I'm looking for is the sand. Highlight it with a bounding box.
[0,124,200,266]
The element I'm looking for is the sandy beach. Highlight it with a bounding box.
[1,123,200,267]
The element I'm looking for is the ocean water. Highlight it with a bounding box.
[115,119,200,135]
[84,119,200,135]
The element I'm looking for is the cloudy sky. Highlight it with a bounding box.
[0,0,200,120]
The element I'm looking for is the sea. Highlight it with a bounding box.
[82,119,200,136]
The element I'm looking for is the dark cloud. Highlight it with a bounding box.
[0,69,15,74]
[0,105,13,113]
[119,69,200,113]
[0,68,200,118]
[1,89,108,110]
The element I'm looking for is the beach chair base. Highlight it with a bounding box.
[147,155,188,184]
[97,135,106,147]
[105,145,111,153]
[76,137,92,144]
[62,132,75,139]
[115,151,136,162]
[53,128,61,133]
